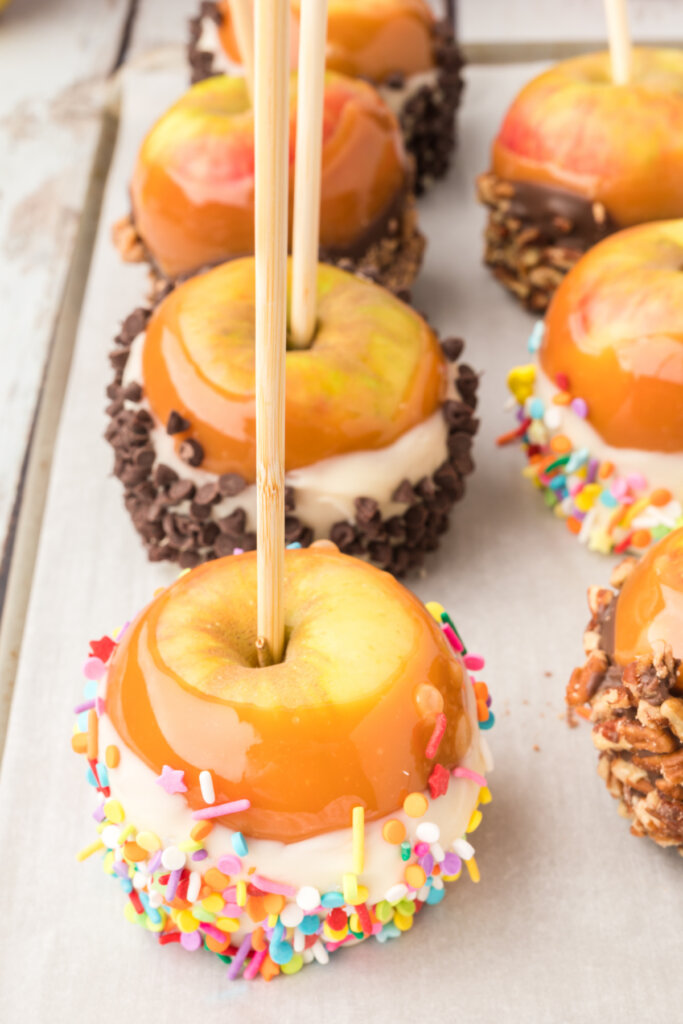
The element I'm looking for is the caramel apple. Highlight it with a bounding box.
[73,546,494,976]
[502,221,683,555]
[107,259,479,574]
[566,529,683,853]
[478,48,683,310]
[114,71,424,292]
[188,0,463,190]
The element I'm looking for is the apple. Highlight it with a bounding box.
[216,0,436,82]
[142,256,446,479]
[540,220,683,453]
[614,527,683,676]
[492,48,683,227]
[131,71,407,279]
[105,546,470,842]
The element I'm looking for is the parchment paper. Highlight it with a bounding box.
[0,61,681,1024]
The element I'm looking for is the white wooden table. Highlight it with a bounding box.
[0,2,682,1018]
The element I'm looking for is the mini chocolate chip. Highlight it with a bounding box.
[201,522,220,546]
[215,534,238,557]
[405,504,428,531]
[368,541,393,567]
[285,516,304,543]
[330,522,356,549]
[167,410,191,435]
[179,439,204,466]
[190,501,212,521]
[217,473,247,497]
[178,551,201,569]
[385,71,406,89]
[441,337,465,362]
[391,479,417,505]
[416,476,436,499]
[168,479,196,503]
[120,465,149,487]
[354,497,379,524]
[299,527,314,548]
[242,531,257,551]
[122,382,143,402]
[134,447,155,468]
[118,307,149,345]
[284,486,296,513]
[195,480,219,505]
[218,508,247,536]
[155,463,179,488]
[109,350,129,372]
[105,400,123,418]
[385,516,407,541]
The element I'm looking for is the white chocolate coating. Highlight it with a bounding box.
[534,366,683,493]
[97,648,489,907]
[122,332,456,534]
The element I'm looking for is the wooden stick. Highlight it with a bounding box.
[255,636,274,668]
[289,0,328,349]
[254,0,289,663]
[227,0,255,103]
[604,0,631,85]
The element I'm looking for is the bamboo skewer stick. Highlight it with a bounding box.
[227,0,255,102]
[604,0,631,85]
[290,0,329,349]
[254,0,289,663]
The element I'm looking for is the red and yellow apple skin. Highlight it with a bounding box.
[216,0,436,82]
[105,548,470,842]
[142,257,446,479]
[131,71,407,279]
[492,49,683,227]
[614,528,683,682]
[540,220,683,453]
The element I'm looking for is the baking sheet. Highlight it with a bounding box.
[0,61,680,1023]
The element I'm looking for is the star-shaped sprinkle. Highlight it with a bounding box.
[89,636,116,662]
[156,765,187,795]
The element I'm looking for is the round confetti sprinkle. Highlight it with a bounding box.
[280,903,304,928]
[281,952,303,975]
[382,819,406,845]
[101,825,121,849]
[416,822,440,844]
[104,745,120,769]
[217,854,242,875]
[103,799,124,824]
[385,883,408,905]
[135,831,161,853]
[83,657,106,680]
[296,886,321,912]
[180,930,202,951]
[403,792,428,818]
[177,910,200,933]
[160,846,185,872]
[405,864,427,889]
[453,838,475,860]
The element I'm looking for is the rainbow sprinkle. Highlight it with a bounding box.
[500,322,683,554]
[72,601,494,981]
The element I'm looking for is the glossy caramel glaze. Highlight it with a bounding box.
[540,221,683,452]
[105,549,471,842]
[492,49,683,227]
[217,0,436,82]
[614,528,683,681]
[131,71,407,278]
[142,257,446,478]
